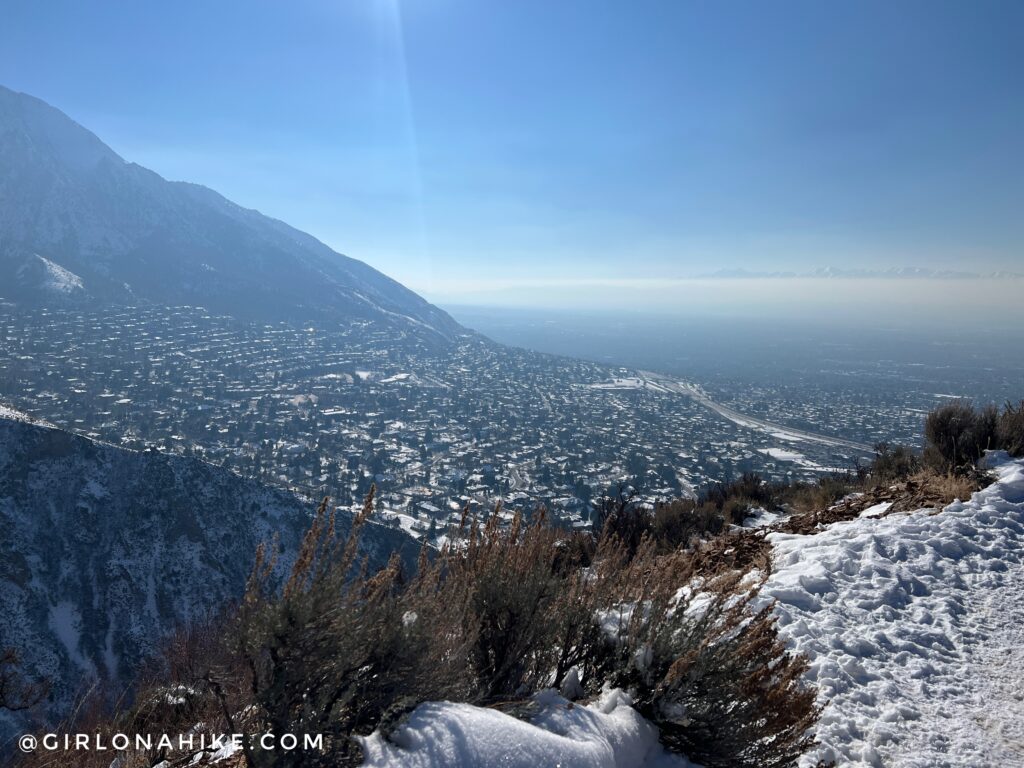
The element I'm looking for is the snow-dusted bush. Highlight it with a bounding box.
[596,550,820,768]
[922,399,1024,469]
[703,473,776,523]
[230,495,614,764]
[451,507,607,700]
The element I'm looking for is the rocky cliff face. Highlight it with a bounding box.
[0,410,416,738]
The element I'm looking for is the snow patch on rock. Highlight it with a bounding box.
[0,403,32,421]
[18,254,86,295]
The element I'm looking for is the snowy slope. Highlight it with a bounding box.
[763,454,1024,767]
[14,254,86,297]
[0,403,35,422]
[0,415,418,743]
[360,689,695,768]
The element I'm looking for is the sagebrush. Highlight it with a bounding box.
[13,487,821,768]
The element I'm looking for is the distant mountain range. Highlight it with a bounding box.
[699,266,1024,280]
[0,407,418,741]
[0,85,461,338]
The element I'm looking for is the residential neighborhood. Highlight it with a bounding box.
[0,304,894,543]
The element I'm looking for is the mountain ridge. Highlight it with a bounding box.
[0,84,461,339]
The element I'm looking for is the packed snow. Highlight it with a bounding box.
[359,689,694,768]
[742,506,783,528]
[859,501,893,519]
[763,453,1024,767]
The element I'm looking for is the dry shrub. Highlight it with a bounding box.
[870,442,921,483]
[11,619,244,768]
[11,692,124,768]
[687,528,773,579]
[775,483,826,515]
[13,487,822,768]
[453,506,599,699]
[597,494,726,556]
[887,468,983,513]
[552,530,597,574]
[224,490,820,766]
[233,490,475,767]
[777,466,989,534]
[653,500,726,547]
[703,473,776,523]
[998,400,1024,457]
[231,494,603,765]
[703,472,860,525]
[924,400,998,473]
[923,399,1024,471]
[593,492,656,556]
[599,547,818,768]
[770,473,860,516]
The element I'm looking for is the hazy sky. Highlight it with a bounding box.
[2,0,1022,310]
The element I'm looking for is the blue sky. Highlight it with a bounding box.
[2,0,1021,309]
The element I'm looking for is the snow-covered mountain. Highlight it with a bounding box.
[0,85,461,338]
[0,410,417,739]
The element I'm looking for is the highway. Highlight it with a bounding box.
[642,373,875,454]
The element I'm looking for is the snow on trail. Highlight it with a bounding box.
[764,454,1024,767]
[359,689,694,768]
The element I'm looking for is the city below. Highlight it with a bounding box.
[0,303,951,543]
